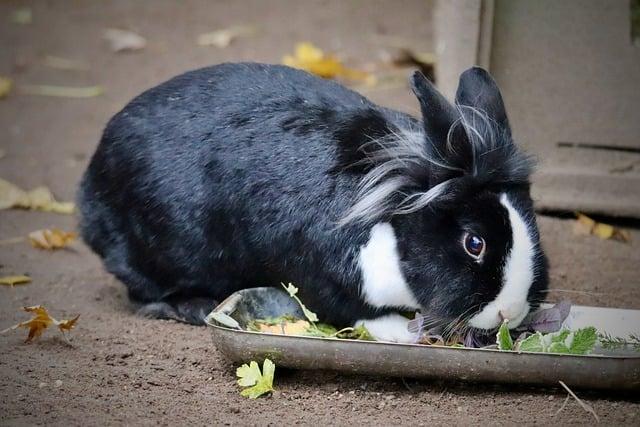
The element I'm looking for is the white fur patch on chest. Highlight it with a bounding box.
[359,222,420,309]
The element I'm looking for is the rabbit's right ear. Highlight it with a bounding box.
[410,71,457,145]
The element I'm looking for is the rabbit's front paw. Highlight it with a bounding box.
[355,313,418,343]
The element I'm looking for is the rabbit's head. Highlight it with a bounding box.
[343,68,548,334]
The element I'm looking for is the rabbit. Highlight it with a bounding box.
[78,62,548,343]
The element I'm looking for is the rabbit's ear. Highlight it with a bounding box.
[410,71,457,144]
[455,67,510,132]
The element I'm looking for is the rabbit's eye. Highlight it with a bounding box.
[463,233,485,260]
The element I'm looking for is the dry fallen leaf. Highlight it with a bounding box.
[10,8,32,25]
[43,55,90,71]
[574,213,631,243]
[28,228,77,250]
[103,28,147,52]
[282,42,375,84]
[1,305,79,343]
[20,84,103,98]
[197,25,257,48]
[391,48,436,83]
[0,236,25,246]
[0,178,75,214]
[257,319,311,335]
[0,275,31,286]
[0,77,12,99]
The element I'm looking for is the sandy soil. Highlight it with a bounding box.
[1,1,639,425]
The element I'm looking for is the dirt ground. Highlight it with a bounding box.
[1,1,639,425]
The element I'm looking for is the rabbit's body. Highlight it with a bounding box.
[79,63,548,342]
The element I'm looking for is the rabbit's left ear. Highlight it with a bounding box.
[455,67,510,133]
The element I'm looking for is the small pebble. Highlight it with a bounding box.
[548,395,554,401]
[54,380,63,388]
[38,382,48,389]
[377,402,385,409]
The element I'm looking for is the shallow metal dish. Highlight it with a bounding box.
[205,287,640,391]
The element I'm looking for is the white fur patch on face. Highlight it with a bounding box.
[355,314,418,343]
[359,222,420,310]
[469,193,535,330]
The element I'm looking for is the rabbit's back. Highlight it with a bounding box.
[78,63,390,312]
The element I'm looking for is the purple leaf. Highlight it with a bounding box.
[555,300,572,322]
[524,300,572,333]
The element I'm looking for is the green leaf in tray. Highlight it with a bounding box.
[282,282,319,323]
[512,327,597,355]
[548,342,571,354]
[517,332,544,352]
[569,327,597,355]
[496,320,513,350]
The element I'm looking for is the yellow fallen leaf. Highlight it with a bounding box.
[0,275,31,286]
[28,228,77,250]
[282,42,375,84]
[20,85,104,98]
[56,315,80,333]
[0,178,75,214]
[574,213,630,243]
[1,305,79,343]
[592,222,614,239]
[197,25,257,48]
[0,77,12,98]
[258,319,310,336]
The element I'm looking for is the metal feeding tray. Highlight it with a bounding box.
[205,287,640,391]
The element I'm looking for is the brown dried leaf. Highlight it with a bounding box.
[0,178,75,214]
[390,48,436,82]
[0,275,31,286]
[28,228,77,250]
[1,305,79,342]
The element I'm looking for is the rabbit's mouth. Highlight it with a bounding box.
[468,301,531,330]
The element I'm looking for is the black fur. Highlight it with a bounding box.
[78,63,548,330]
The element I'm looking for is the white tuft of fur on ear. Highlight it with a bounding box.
[359,222,420,310]
[355,314,418,343]
[469,193,535,330]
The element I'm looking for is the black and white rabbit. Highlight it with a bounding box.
[78,63,548,343]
